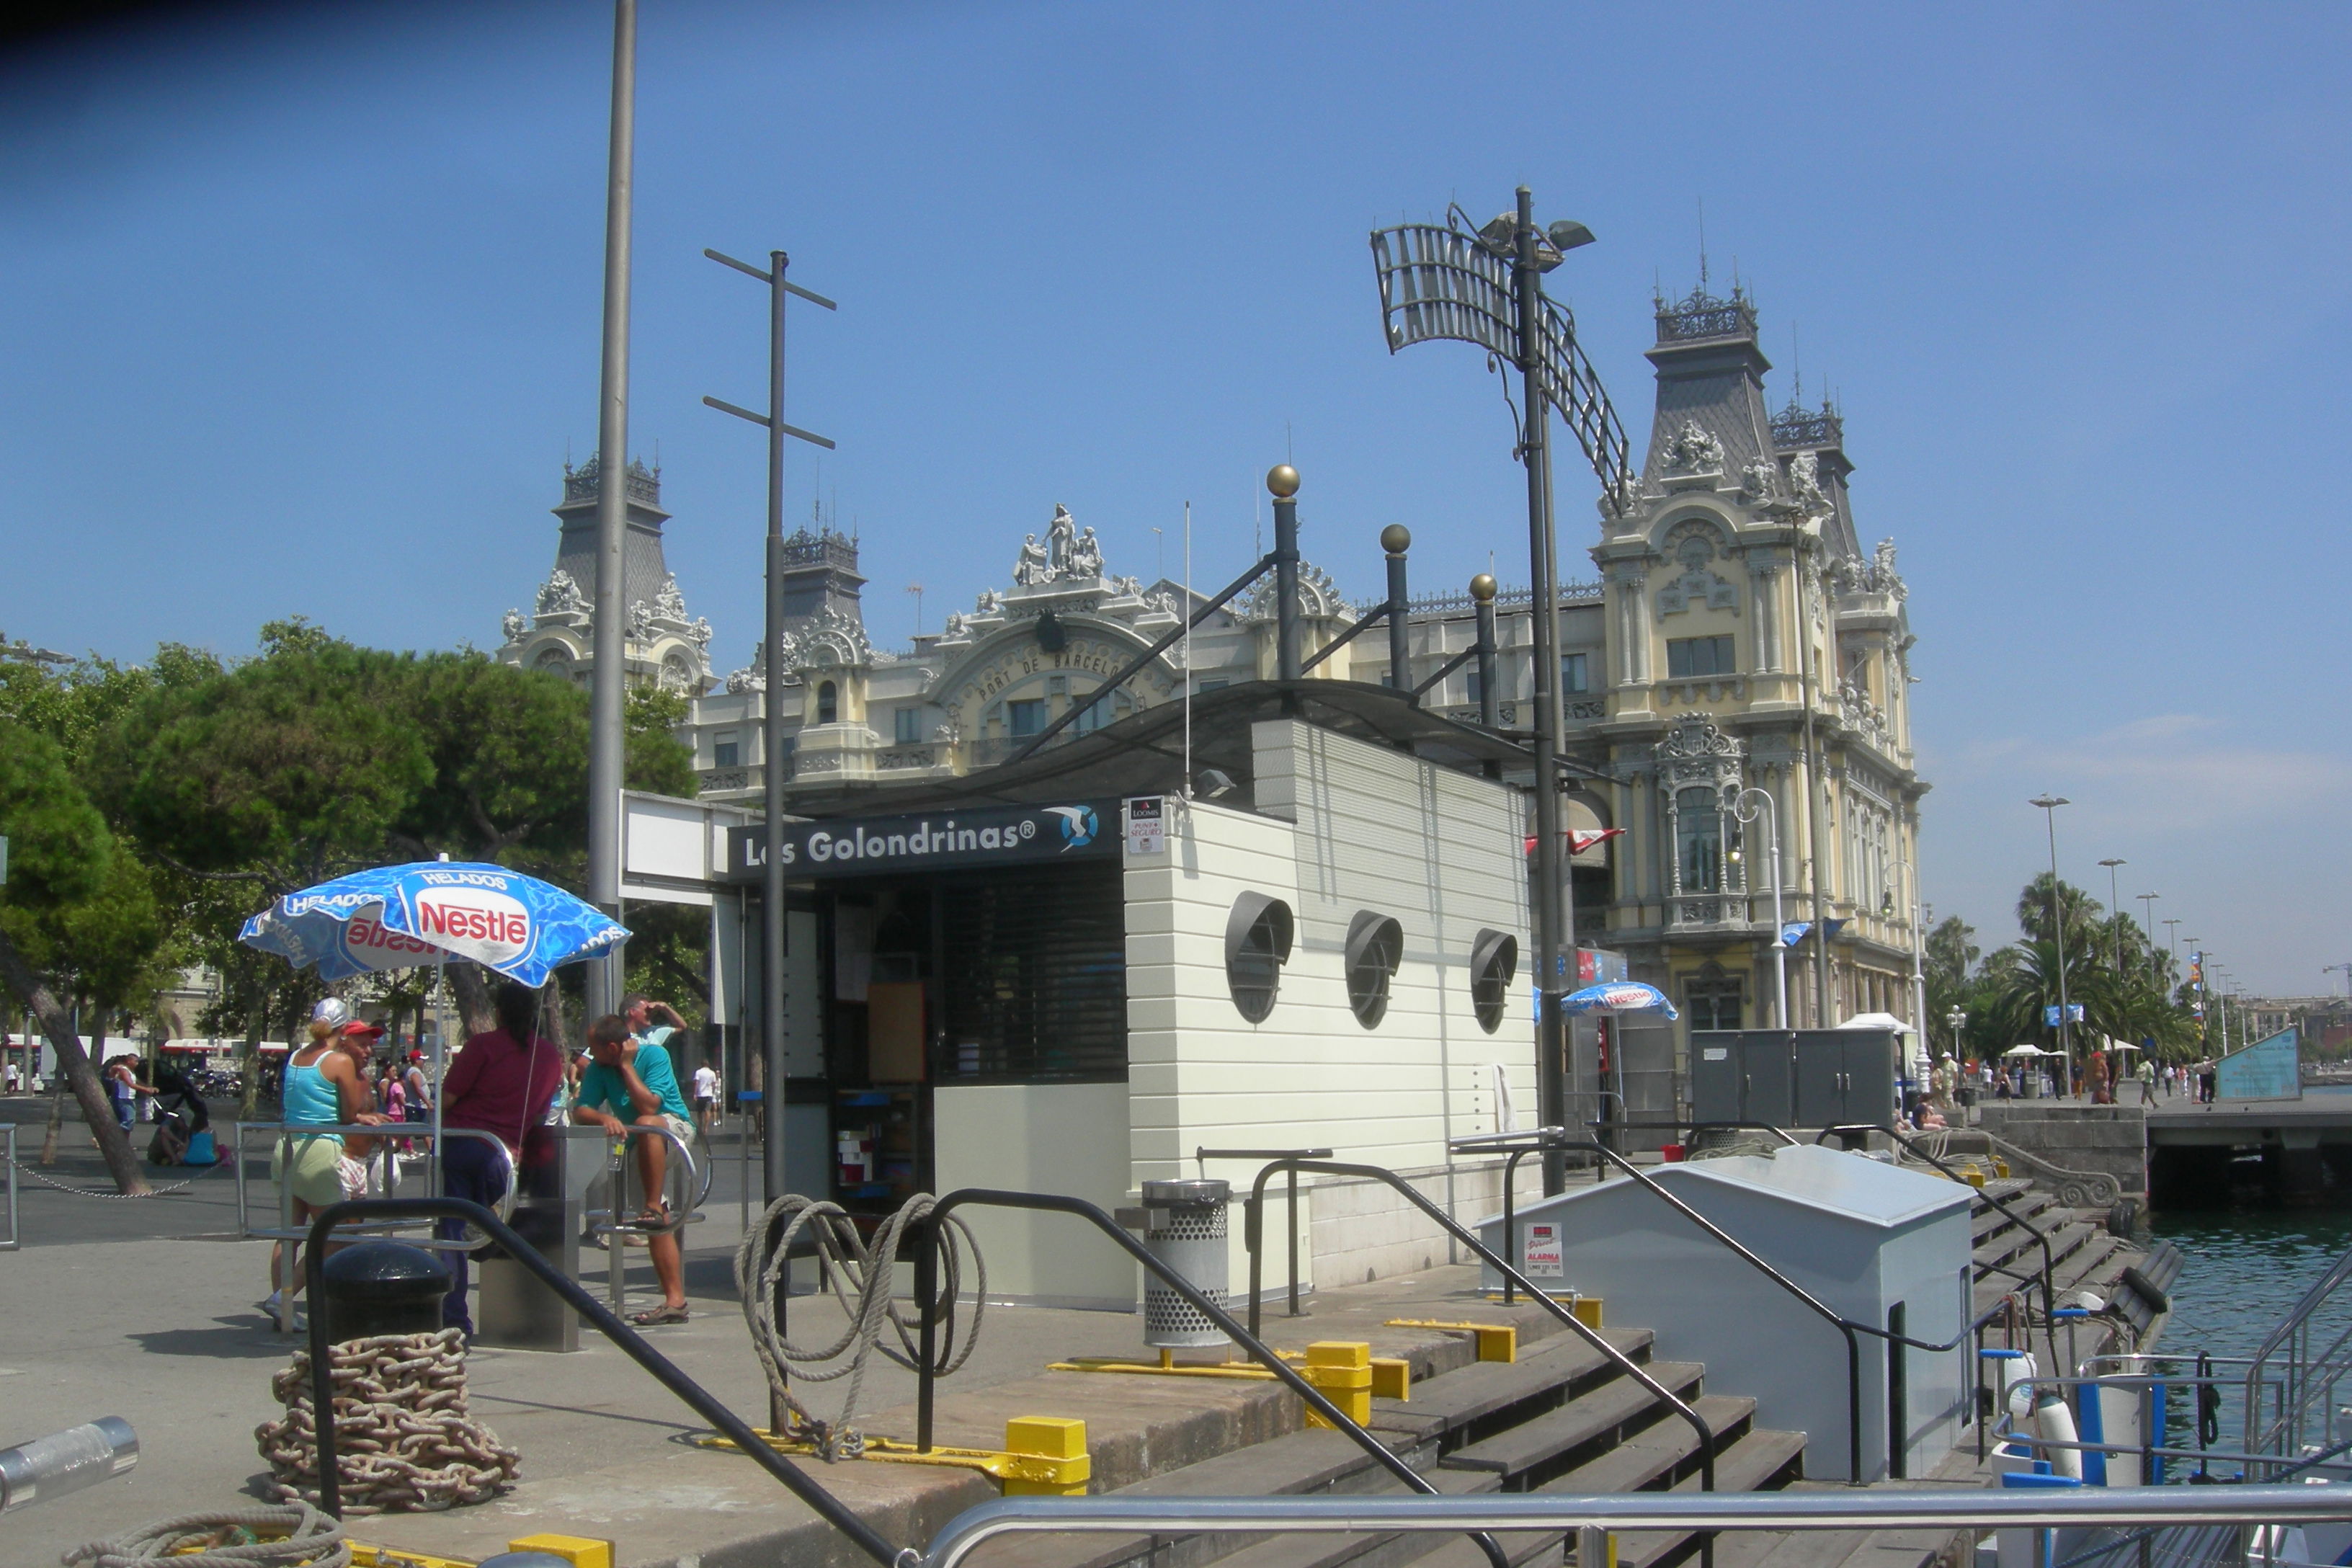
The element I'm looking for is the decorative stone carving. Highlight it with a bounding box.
[931,720,961,745]
[1738,457,1778,503]
[1788,450,1832,519]
[689,617,713,648]
[501,608,527,643]
[626,600,654,641]
[940,610,970,641]
[1066,525,1104,581]
[974,587,1003,615]
[1013,534,1052,587]
[1654,525,1740,617]
[1108,574,1143,599]
[1243,561,1348,620]
[1604,471,1644,518]
[1660,419,1725,476]
[1047,504,1078,571]
[536,569,584,616]
[652,573,688,623]
[785,603,872,670]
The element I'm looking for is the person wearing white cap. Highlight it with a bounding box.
[261,997,391,1322]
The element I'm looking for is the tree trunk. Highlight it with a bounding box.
[446,961,496,1038]
[239,979,266,1121]
[0,927,151,1194]
[540,977,571,1050]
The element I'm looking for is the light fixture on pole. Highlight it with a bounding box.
[1373,189,1631,1197]
[906,582,925,638]
[2028,796,2073,1084]
[1726,786,1786,1029]
[2098,858,2126,973]
[700,245,835,1243]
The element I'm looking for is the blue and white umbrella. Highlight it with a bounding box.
[1562,981,1679,1021]
[240,861,629,987]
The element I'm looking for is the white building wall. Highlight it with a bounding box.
[1122,719,1538,1297]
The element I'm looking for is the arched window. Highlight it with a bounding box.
[1470,929,1518,1034]
[816,680,839,725]
[1344,911,1404,1028]
[1224,892,1293,1023]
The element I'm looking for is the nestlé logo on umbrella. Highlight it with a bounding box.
[409,886,533,966]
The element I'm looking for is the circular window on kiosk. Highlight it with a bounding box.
[1224,892,1294,1023]
[1344,911,1404,1028]
[1469,928,1518,1034]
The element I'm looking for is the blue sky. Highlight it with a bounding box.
[4,1,2347,997]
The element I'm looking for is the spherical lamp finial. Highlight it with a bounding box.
[1469,573,1498,604]
[1379,524,1412,556]
[1265,463,1300,499]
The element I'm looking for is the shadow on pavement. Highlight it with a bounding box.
[128,1317,303,1360]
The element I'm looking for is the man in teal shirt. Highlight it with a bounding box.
[573,1012,693,1324]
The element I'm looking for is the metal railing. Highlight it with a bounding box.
[912,1484,2352,1568]
[233,1121,517,1334]
[575,1121,710,1317]
[1195,1145,1330,1318]
[1,1124,17,1252]
[297,1196,900,1566]
[909,1188,1513,1568]
[1231,1154,1722,1568]
[2241,1234,2352,1466]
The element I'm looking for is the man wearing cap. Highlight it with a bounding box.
[572,1012,693,1324]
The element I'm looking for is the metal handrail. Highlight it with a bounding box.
[1,1124,17,1252]
[233,1121,519,1239]
[1234,1157,1721,1568]
[1195,1146,1330,1318]
[297,1197,899,1563]
[1448,1130,1868,1482]
[909,1188,1512,1568]
[574,1120,710,1236]
[914,1484,2352,1568]
[1817,1122,2063,1371]
[2242,1236,2352,1463]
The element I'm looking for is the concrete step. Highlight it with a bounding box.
[1608,1427,1812,1568]
[1531,1394,1759,1497]
[1438,1363,1709,1489]
[1200,1466,1505,1568]
[1368,1327,1658,1457]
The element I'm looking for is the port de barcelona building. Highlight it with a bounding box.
[498,277,1923,1044]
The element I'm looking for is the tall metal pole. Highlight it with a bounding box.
[1513,186,1569,1196]
[762,253,791,1209]
[1384,526,1413,695]
[2033,797,2072,1088]
[585,0,637,1022]
[1732,788,1785,1029]
[1271,468,1303,681]
[1471,574,1500,730]
[2101,858,2127,974]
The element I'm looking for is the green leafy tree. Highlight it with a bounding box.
[0,721,151,1192]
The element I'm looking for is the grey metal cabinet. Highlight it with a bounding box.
[1794,1030,1898,1128]
[1690,1030,1794,1127]
[1692,1028,1897,1131]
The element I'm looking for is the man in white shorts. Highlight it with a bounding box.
[691,1060,721,1134]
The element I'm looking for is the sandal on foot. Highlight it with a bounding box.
[631,1303,690,1326]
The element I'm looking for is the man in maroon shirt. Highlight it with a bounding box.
[435,981,565,1337]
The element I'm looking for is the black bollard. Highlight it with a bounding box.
[321,1240,453,1340]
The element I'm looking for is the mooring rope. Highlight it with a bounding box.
[61,1500,349,1567]
[734,1192,986,1461]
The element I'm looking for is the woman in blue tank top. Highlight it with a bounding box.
[263,997,389,1320]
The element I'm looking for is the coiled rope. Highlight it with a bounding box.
[733,1193,986,1461]
[254,1329,519,1515]
[61,1501,348,1567]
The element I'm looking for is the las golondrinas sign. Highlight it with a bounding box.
[724,800,1120,881]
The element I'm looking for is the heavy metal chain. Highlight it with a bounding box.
[8,1156,205,1198]
[255,1329,519,1515]
[734,1193,985,1461]
[62,1500,349,1567]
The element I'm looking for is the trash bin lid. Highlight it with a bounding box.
[1142,1179,1230,1206]
[321,1239,453,1298]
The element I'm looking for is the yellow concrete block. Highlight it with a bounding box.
[1306,1340,1371,1369]
[1006,1415,1088,1461]
[1004,1415,1091,1495]
[1370,1357,1411,1401]
[1471,1324,1517,1362]
[506,1536,616,1568]
[1303,1341,1375,1427]
[1570,1297,1603,1330]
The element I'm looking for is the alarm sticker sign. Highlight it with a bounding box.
[1522,1221,1563,1278]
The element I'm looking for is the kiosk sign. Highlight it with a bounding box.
[1125,796,1165,855]
[726,799,1120,881]
[1522,1221,1564,1278]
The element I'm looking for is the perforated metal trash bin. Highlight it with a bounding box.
[1141,1178,1231,1350]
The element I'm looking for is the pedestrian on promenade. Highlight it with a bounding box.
[2136,1058,2155,1105]
[262,1001,389,1321]
[404,1051,432,1131]
[572,1012,693,1325]
[692,1059,721,1134]
[435,981,566,1338]
[103,1055,152,1131]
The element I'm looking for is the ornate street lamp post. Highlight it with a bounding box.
[1726,787,1786,1029]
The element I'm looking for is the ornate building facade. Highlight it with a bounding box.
[496,279,1924,1035]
